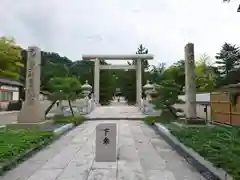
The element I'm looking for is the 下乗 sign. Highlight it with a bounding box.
[95,123,117,162]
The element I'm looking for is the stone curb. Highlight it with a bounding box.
[53,123,74,135]
[0,111,20,115]
[86,117,145,120]
[152,123,233,180]
[0,123,75,176]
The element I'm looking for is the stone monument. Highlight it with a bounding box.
[13,46,51,128]
[184,43,205,124]
[95,123,117,162]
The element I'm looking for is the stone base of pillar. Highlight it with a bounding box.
[11,101,52,128]
[18,102,45,122]
[184,117,207,125]
[7,120,53,129]
[95,102,101,107]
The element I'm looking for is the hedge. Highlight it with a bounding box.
[53,115,86,126]
[0,128,53,166]
[169,125,240,179]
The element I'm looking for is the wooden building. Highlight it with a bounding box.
[211,83,240,125]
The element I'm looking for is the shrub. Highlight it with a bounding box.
[0,128,53,165]
[169,125,240,179]
[143,109,177,125]
[143,116,157,125]
[54,116,86,126]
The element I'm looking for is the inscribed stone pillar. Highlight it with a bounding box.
[136,59,142,105]
[17,46,45,124]
[95,123,117,162]
[184,43,197,119]
[94,58,100,105]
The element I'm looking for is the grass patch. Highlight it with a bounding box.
[53,115,86,126]
[0,128,53,166]
[0,116,86,175]
[169,125,240,179]
[143,109,177,125]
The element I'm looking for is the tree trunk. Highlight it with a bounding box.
[45,100,57,116]
[166,105,178,118]
[68,100,74,116]
[180,85,184,93]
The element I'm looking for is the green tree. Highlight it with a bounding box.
[148,63,166,84]
[0,36,23,80]
[111,69,129,98]
[152,80,183,117]
[215,42,240,77]
[41,52,72,91]
[20,50,76,100]
[47,77,81,116]
[218,68,240,86]
[195,54,216,92]
[163,60,185,92]
[40,52,114,105]
[149,57,217,93]
[135,44,150,69]
[121,44,150,104]
[135,44,150,90]
[99,60,115,105]
[121,70,137,104]
[71,60,94,86]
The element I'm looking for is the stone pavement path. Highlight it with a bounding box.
[1,120,205,180]
[86,106,146,119]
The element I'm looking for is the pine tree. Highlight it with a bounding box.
[215,42,240,77]
[122,44,150,104]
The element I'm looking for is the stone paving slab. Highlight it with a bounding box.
[85,106,146,119]
[1,120,205,180]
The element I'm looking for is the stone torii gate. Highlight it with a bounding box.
[82,54,154,105]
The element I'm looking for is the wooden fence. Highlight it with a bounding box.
[211,92,240,125]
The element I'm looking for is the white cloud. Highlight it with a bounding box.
[0,0,240,66]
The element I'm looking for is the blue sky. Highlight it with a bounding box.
[0,0,240,66]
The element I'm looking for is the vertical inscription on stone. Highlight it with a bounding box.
[102,128,110,145]
[26,48,36,105]
[25,47,40,106]
[96,123,117,162]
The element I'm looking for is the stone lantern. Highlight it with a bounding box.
[143,80,162,116]
[79,80,92,113]
[143,80,154,101]
[81,80,92,98]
